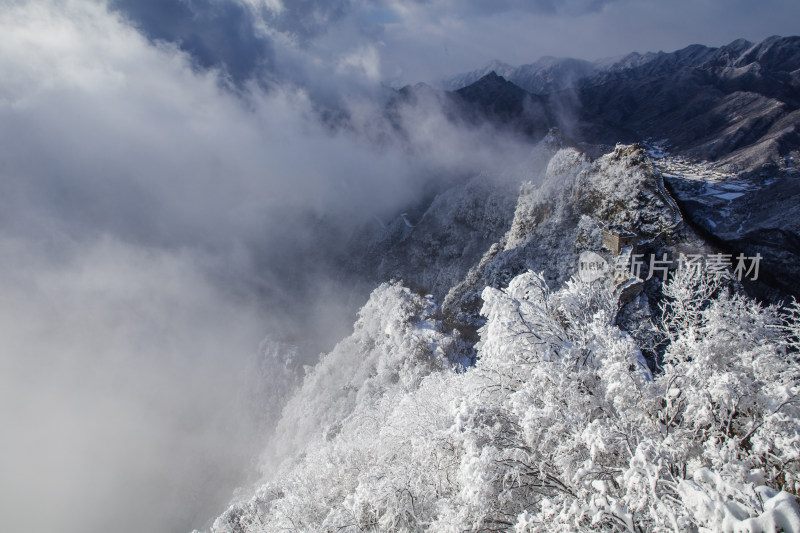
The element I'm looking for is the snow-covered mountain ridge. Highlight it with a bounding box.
[195,36,800,533]
[201,140,800,532]
[427,35,800,299]
[444,36,800,99]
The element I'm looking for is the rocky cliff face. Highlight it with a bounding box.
[347,173,520,301]
[441,142,702,334]
[341,138,709,344]
[203,141,726,533]
[434,35,800,299]
[443,36,800,173]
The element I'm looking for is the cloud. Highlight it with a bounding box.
[0,2,541,532]
[108,0,367,84]
[362,1,800,85]
[337,44,382,81]
[370,0,800,83]
[0,2,385,531]
[109,0,276,83]
[396,0,615,16]
[102,0,621,87]
[106,0,800,89]
[0,0,435,246]
[0,235,269,533]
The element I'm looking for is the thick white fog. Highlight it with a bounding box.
[0,2,536,532]
[0,236,270,532]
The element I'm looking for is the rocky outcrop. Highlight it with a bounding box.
[438,143,690,333]
[434,36,800,300]
[345,172,522,302]
[665,169,800,298]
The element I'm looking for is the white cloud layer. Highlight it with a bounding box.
[0,235,268,533]
[0,2,540,532]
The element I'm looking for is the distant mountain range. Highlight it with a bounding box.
[406,36,800,298]
[208,36,800,533]
[441,56,595,95]
[439,35,799,171]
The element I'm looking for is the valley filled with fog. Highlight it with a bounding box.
[0,3,549,531]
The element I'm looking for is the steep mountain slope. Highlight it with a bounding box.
[442,143,690,334]
[203,142,800,533]
[445,36,800,172]
[435,36,800,298]
[449,72,556,138]
[652,148,800,298]
[348,173,520,301]
[511,56,597,95]
[441,59,516,91]
[200,36,800,533]
[574,36,800,169]
[443,56,597,95]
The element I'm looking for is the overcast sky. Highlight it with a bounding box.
[109,0,800,86]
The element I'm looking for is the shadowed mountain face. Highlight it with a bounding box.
[451,72,557,139]
[397,35,800,299]
[570,36,800,299]
[442,56,597,95]
[444,36,800,171]
[574,36,800,170]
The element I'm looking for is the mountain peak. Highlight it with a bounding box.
[734,35,800,71]
[439,61,515,91]
[482,70,504,81]
[456,71,527,96]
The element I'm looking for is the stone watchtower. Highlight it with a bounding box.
[601,227,638,255]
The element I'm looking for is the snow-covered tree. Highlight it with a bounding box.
[207,267,800,533]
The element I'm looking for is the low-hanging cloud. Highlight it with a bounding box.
[0,235,270,533]
[108,0,275,84]
[0,2,542,533]
[105,0,618,86]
